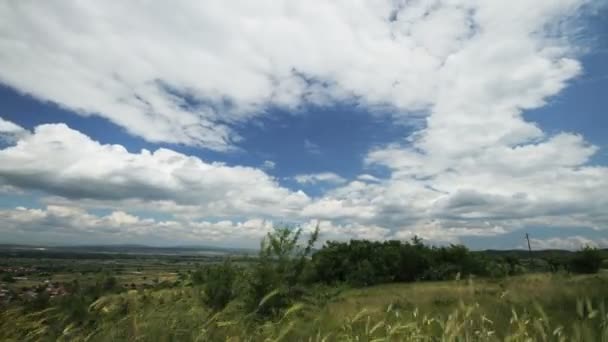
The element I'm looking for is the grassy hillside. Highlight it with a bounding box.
[2,228,606,341]
[2,272,607,341]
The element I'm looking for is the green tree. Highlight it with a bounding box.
[1,273,15,283]
[570,246,603,274]
[203,260,237,310]
[245,224,319,316]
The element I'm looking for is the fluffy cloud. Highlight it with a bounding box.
[528,236,608,250]
[301,220,390,242]
[261,160,276,171]
[310,130,608,237]
[0,205,275,246]
[357,174,381,183]
[0,1,590,151]
[353,124,608,234]
[0,119,605,246]
[0,1,605,246]
[291,0,608,238]
[0,117,27,143]
[0,122,309,218]
[0,205,393,246]
[294,172,346,185]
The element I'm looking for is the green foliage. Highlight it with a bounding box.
[3,226,607,341]
[203,260,237,310]
[570,246,603,274]
[190,268,206,285]
[311,238,498,286]
[244,224,319,316]
[102,274,118,291]
[1,273,15,283]
[2,274,608,341]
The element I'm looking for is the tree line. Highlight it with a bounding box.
[195,226,605,316]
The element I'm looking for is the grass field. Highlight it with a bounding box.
[317,272,608,337]
[2,272,607,341]
[2,237,607,341]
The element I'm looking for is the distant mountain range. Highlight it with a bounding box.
[1,243,605,259]
[0,243,257,257]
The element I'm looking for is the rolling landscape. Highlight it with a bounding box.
[1,1,608,341]
[1,230,607,341]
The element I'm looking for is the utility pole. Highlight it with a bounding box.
[525,233,532,261]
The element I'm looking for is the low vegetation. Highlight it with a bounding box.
[1,226,607,341]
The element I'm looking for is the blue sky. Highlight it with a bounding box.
[0,1,607,249]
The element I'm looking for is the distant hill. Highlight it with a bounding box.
[0,243,257,258]
[479,248,608,259]
[1,243,606,260]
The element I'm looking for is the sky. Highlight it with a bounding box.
[0,1,607,250]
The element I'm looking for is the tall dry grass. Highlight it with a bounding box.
[1,273,607,341]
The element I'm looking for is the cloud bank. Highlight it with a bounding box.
[0,0,589,151]
[0,119,605,245]
[0,0,606,246]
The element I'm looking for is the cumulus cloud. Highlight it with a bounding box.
[0,117,27,143]
[353,128,608,235]
[357,174,381,183]
[528,236,608,250]
[0,1,589,150]
[0,118,605,245]
[0,205,275,246]
[304,139,322,155]
[262,160,276,170]
[292,0,608,238]
[301,220,390,242]
[0,1,605,246]
[0,122,309,218]
[294,172,346,185]
[0,205,395,246]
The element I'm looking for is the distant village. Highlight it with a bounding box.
[1,265,166,306]
[0,266,67,305]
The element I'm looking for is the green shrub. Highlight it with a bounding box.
[570,246,603,274]
[244,225,319,316]
[203,260,237,310]
[312,239,497,286]
[190,268,205,285]
[1,273,15,283]
[346,259,376,286]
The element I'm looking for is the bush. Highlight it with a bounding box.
[311,239,496,286]
[102,275,118,291]
[190,268,206,285]
[1,273,15,283]
[570,246,603,274]
[346,259,375,286]
[244,225,318,316]
[203,260,237,310]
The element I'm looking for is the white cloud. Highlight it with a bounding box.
[289,0,608,238]
[356,130,608,232]
[357,174,380,183]
[0,205,394,246]
[0,1,605,246]
[0,117,23,133]
[0,122,309,219]
[304,139,321,155]
[300,197,376,221]
[0,1,590,150]
[528,236,608,250]
[0,117,27,142]
[0,205,275,246]
[294,172,346,185]
[301,220,390,242]
[262,160,276,170]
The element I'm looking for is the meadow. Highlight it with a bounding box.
[1,227,607,341]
